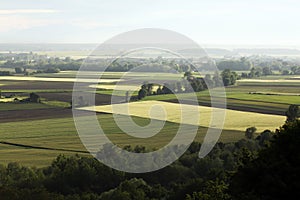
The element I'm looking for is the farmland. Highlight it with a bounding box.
[0,71,299,167]
[84,100,285,132]
[0,114,244,167]
[0,102,54,111]
[1,3,300,198]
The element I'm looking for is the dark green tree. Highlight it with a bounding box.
[204,74,214,88]
[138,88,147,100]
[29,93,40,103]
[213,71,223,87]
[230,120,300,199]
[262,66,272,76]
[221,69,238,86]
[245,127,257,139]
[14,67,23,74]
[286,104,300,122]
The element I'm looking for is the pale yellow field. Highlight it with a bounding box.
[0,76,120,83]
[90,84,139,91]
[0,96,27,102]
[80,100,286,132]
[90,84,160,91]
[0,98,15,102]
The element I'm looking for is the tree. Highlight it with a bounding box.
[262,66,272,76]
[184,71,192,79]
[245,127,257,139]
[146,83,153,95]
[204,74,214,88]
[256,130,272,146]
[249,67,256,78]
[241,72,248,78]
[281,69,290,75]
[14,67,23,74]
[138,88,147,100]
[250,67,261,78]
[221,69,238,86]
[156,86,162,95]
[254,69,261,77]
[44,68,60,73]
[29,93,40,103]
[137,83,154,99]
[64,57,71,62]
[162,83,173,94]
[100,178,165,200]
[291,66,300,75]
[230,120,300,199]
[217,59,251,71]
[213,71,223,87]
[0,71,11,76]
[286,104,300,122]
[46,155,124,194]
[186,180,231,200]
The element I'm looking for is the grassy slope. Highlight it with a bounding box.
[0,114,244,167]
[0,103,55,111]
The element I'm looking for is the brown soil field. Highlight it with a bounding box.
[0,92,123,123]
[37,92,121,105]
[1,81,74,90]
[0,108,72,123]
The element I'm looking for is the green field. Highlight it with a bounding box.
[0,71,298,167]
[0,89,72,93]
[0,102,55,111]
[225,92,300,104]
[41,100,70,108]
[0,114,244,167]
[33,71,187,80]
[237,79,300,86]
[142,92,296,114]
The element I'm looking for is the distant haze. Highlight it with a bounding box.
[0,43,300,58]
[0,0,300,46]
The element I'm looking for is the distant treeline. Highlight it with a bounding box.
[217,57,252,71]
[1,52,300,75]
[217,57,300,75]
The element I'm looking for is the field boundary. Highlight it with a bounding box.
[0,141,89,154]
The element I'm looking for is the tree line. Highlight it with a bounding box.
[217,56,300,76]
[138,69,239,100]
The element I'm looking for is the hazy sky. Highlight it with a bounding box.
[0,0,299,47]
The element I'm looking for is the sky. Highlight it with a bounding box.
[0,0,300,48]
